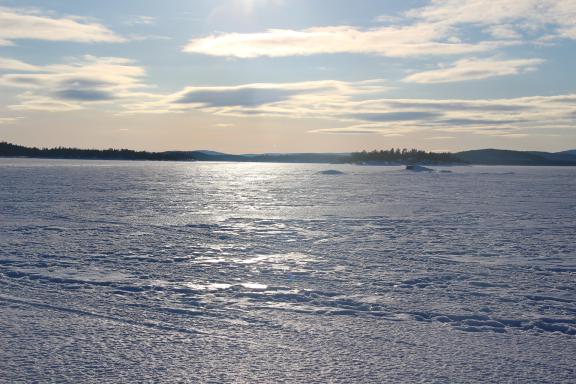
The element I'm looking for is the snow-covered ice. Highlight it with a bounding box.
[0,158,575,383]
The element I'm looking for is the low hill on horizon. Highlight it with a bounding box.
[454,149,576,165]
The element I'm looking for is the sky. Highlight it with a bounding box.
[0,0,574,153]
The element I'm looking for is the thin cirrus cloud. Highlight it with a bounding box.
[347,111,442,122]
[403,57,544,83]
[309,123,418,137]
[433,118,523,126]
[406,0,576,41]
[0,6,125,46]
[9,93,85,112]
[370,99,532,112]
[124,15,156,26]
[0,116,23,124]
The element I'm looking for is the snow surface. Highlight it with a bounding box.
[0,159,575,383]
[317,169,346,175]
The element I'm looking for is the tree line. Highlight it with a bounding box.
[350,148,464,164]
[0,142,194,161]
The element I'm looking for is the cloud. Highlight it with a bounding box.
[0,6,125,45]
[0,57,41,71]
[364,99,532,112]
[54,89,115,102]
[485,25,522,39]
[124,15,156,26]
[407,0,575,26]
[426,136,455,140]
[374,15,404,24]
[125,79,391,115]
[435,118,522,126]
[128,34,171,42]
[175,87,304,107]
[183,24,510,58]
[10,93,84,112]
[0,56,150,111]
[0,56,146,93]
[348,111,441,122]
[406,0,576,41]
[309,122,424,136]
[170,80,387,107]
[316,130,379,135]
[403,57,544,83]
[422,101,529,112]
[0,116,23,124]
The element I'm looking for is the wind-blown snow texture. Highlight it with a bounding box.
[0,159,575,383]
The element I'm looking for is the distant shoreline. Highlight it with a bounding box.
[1,142,575,166]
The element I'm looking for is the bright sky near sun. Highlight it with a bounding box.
[0,0,574,153]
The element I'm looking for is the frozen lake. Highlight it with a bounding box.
[0,158,575,383]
